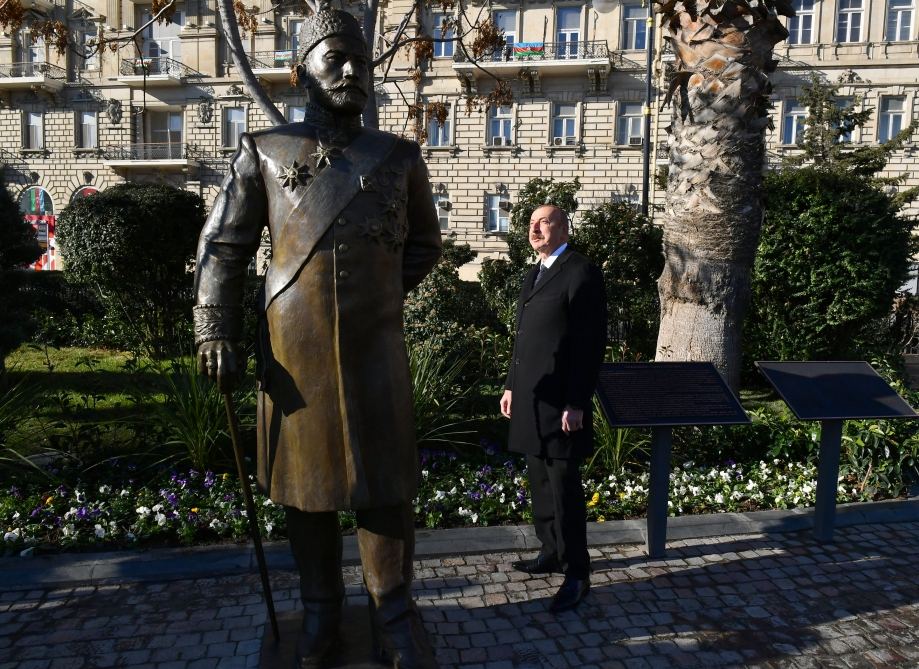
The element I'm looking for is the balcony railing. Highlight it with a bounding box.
[103,142,193,160]
[119,56,188,78]
[463,40,610,63]
[0,61,66,80]
[247,50,297,69]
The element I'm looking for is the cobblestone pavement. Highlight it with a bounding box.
[1,521,918,669]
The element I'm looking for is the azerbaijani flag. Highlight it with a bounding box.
[514,42,545,60]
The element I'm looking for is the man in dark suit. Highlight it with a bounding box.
[500,204,607,613]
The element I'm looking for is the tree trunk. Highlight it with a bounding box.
[362,0,380,130]
[653,0,789,390]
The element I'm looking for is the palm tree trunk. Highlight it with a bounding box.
[653,0,790,390]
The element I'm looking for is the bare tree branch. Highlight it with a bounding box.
[216,0,286,126]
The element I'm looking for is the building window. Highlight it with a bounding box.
[434,192,450,230]
[24,111,43,149]
[288,105,305,122]
[488,105,513,146]
[622,3,648,50]
[836,0,863,42]
[782,101,807,145]
[552,103,577,145]
[289,19,303,53]
[77,29,99,70]
[878,97,905,143]
[617,103,644,145]
[22,34,45,64]
[148,110,183,158]
[426,106,451,147]
[486,194,510,232]
[71,186,98,202]
[139,5,184,59]
[887,0,914,40]
[432,13,454,58]
[78,111,97,148]
[787,0,815,44]
[224,107,246,149]
[835,97,855,143]
[492,10,517,60]
[556,6,581,59]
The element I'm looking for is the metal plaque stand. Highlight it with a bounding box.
[595,362,750,558]
[756,361,918,543]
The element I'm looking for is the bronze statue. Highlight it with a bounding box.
[192,7,442,667]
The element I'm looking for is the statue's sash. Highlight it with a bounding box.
[264,128,398,309]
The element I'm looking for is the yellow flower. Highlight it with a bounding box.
[221,473,229,480]
[44,496,54,506]
[191,507,199,513]
[587,492,600,507]
[597,516,605,523]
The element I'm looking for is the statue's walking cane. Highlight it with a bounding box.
[223,391,281,643]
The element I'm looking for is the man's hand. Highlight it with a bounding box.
[500,389,512,418]
[561,406,584,433]
[197,340,239,394]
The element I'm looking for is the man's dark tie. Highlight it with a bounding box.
[533,262,547,288]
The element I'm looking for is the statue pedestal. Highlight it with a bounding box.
[259,605,388,668]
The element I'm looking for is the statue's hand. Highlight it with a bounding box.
[197,339,239,393]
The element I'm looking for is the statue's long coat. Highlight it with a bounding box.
[194,123,442,511]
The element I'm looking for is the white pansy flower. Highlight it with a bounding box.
[155,512,167,526]
[136,506,151,517]
[3,530,20,542]
[94,524,105,539]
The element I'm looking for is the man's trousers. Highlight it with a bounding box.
[526,454,589,579]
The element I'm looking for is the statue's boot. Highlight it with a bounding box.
[357,505,439,669]
[368,585,438,669]
[294,599,342,668]
[286,507,346,668]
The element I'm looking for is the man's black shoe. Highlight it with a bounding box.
[549,576,590,613]
[511,554,562,574]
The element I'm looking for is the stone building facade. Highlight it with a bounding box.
[1,0,916,278]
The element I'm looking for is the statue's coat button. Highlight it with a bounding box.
[337,216,347,226]
[337,243,349,253]
[338,270,350,279]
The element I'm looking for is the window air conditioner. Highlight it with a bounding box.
[553,137,563,146]
[438,200,451,210]
[492,136,503,146]
[498,200,511,211]
[628,136,643,146]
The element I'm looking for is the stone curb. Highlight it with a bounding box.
[1,495,917,590]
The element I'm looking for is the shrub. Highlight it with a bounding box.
[571,202,663,358]
[19,272,110,348]
[55,184,206,358]
[746,167,915,365]
[0,186,41,379]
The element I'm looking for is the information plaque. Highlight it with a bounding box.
[596,362,750,427]
[756,360,918,543]
[755,361,918,421]
[594,362,749,557]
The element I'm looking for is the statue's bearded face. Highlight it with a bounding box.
[302,35,370,116]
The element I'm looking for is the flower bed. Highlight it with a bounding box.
[1,451,886,555]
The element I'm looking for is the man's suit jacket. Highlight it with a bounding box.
[194,123,442,512]
[504,247,607,459]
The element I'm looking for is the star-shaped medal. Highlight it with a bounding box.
[311,142,336,169]
[277,160,309,191]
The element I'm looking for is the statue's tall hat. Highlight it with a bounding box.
[296,2,366,63]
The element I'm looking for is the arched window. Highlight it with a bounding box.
[19,186,56,270]
[19,185,54,215]
[71,185,99,202]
